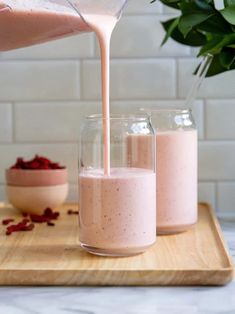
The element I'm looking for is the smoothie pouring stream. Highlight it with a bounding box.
[0,1,158,256]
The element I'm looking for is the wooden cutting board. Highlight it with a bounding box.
[0,203,233,286]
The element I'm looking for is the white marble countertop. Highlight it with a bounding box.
[0,218,234,314]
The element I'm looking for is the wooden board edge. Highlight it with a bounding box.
[0,269,233,286]
[199,202,234,277]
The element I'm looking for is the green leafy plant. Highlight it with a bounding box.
[152,0,235,76]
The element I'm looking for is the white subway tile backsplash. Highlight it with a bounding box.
[95,16,190,58]
[0,144,78,184]
[0,61,80,101]
[178,59,235,99]
[82,59,176,100]
[15,101,100,142]
[199,142,235,181]
[198,182,216,209]
[0,34,94,60]
[0,103,12,143]
[217,183,235,212]
[206,100,235,140]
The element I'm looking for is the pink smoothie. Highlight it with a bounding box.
[79,168,156,256]
[128,129,198,233]
[0,0,91,51]
[156,129,197,233]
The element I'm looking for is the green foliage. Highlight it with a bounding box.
[151,0,235,76]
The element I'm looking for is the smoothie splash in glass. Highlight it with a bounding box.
[79,115,156,256]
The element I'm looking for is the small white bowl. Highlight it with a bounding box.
[6,184,68,215]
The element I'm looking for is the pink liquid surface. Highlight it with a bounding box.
[129,130,198,233]
[79,168,156,255]
[0,0,91,51]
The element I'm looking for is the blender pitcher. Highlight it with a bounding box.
[0,0,128,51]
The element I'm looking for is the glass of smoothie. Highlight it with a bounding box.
[137,108,198,234]
[79,114,156,256]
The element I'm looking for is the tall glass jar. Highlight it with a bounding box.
[79,114,156,256]
[141,108,198,234]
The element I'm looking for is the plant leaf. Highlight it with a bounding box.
[205,53,235,76]
[161,19,207,46]
[197,13,232,34]
[198,33,235,56]
[206,55,227,76]
[158,0,179,9]
[195,0,215,11]
[179,1,214,14]
[224,0,235,6]
[161,18,179,46]
[159,0,235,76]
[178,13,214,37]
[220,5,235,25]
[219,48,235,68]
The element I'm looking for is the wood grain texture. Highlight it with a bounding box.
[0,203,233,286]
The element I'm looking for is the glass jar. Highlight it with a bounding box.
[141,108,198,234]
[79,114,156,256]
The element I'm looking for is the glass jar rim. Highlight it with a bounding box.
[140,107,192,114]
[85,113,150,122]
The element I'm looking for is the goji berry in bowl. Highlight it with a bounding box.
[5,155,68,215]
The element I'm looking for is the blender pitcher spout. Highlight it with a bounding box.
[66,0,88,25]
[116,0,129,19]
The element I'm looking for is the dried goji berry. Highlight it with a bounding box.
[2,218,15,225]
[10,155,65,170]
